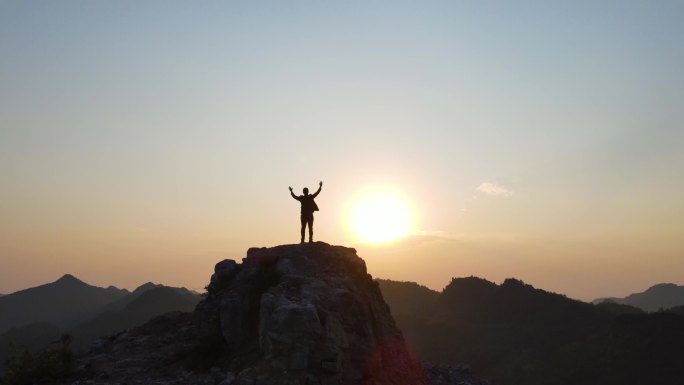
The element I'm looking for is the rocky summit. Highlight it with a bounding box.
[70,243,487,385]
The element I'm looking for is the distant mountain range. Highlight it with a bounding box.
[4,272,684,384]
[378,277,684,385]
[0,275,201,370]
[0,274,128,332]
[594,283,684,312]
[70,285,200,350]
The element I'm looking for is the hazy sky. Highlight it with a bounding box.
[1,1,683,300]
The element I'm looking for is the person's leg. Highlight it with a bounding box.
[308,215,314,242]
[300,215,306,243]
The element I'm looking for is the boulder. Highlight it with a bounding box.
[210,259,239,290]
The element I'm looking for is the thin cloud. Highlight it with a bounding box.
[476,182,514,197]
[402,230,534,247]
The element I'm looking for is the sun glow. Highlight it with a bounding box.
[348,189,412,244]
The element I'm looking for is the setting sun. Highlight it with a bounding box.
[348,190,412,244]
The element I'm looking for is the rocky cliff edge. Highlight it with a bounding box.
[195,242,424,385]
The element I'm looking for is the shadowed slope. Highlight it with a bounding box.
[0,322,62,370]
[379,277,684,385]
[69,286,201,351]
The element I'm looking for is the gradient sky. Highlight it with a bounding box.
[1,1,683,301]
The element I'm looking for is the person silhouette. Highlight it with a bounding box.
[289,181,322,243]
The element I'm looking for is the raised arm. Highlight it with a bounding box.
[312,181,323,198]
[289,186,300,200]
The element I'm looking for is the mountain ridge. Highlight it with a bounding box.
[0,275,129,333]
[594,282,684,312]
[0,277,203,373]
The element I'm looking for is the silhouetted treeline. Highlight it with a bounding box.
[377,277,684,385]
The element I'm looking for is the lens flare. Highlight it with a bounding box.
[348,190,412,244]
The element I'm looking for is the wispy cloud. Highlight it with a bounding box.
[476,182,514,197]
[381,230,535,248]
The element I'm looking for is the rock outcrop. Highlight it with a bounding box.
[70,243,488,385]
[195,242,425,385]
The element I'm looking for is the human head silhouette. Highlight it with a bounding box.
[303,187,309,195]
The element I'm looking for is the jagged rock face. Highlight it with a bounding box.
[196,242,426,385]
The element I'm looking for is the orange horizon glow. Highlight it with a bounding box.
[1,1,683,302]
